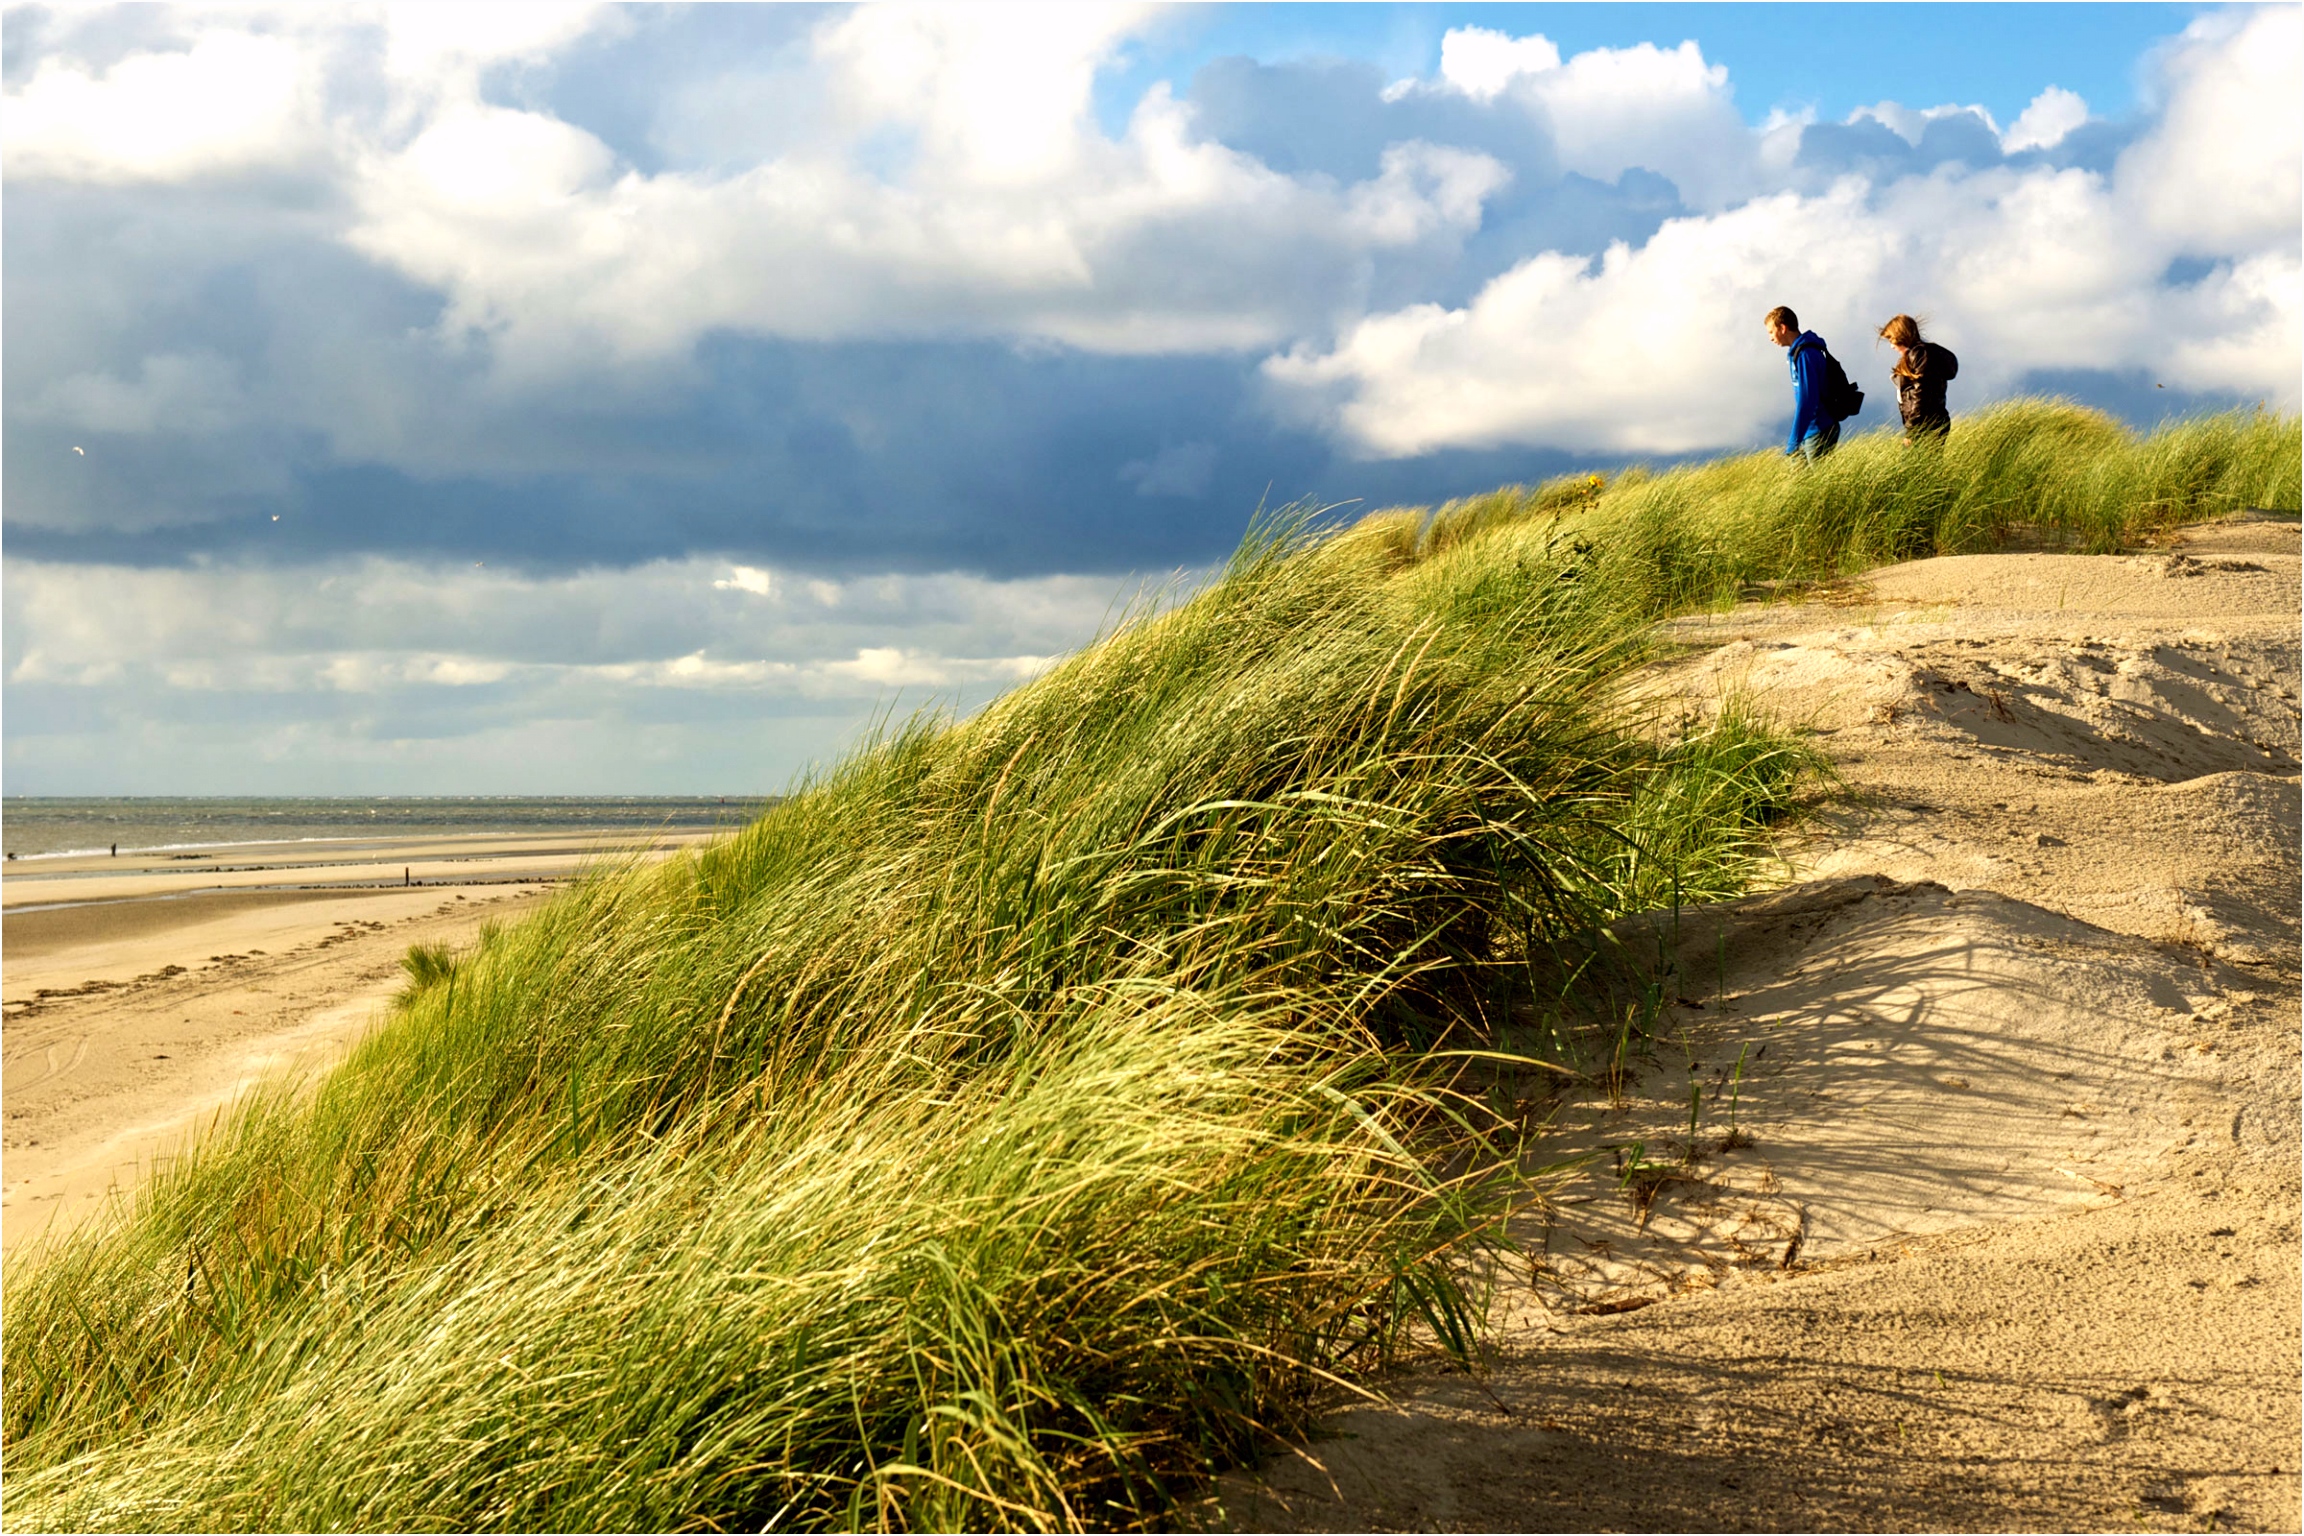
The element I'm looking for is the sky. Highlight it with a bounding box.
[4,2,2298,796]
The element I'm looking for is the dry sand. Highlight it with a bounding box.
[4,520,2295,1531]
[1221,513,2302,1533]
[2,830,714,1257]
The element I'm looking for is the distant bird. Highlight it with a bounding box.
[271,515,281,521]
[71,446,84,455]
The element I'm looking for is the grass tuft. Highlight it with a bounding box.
[3,400,2292,1531]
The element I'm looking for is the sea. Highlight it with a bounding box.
[0,797,777,861]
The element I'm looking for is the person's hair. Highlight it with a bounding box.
[1764,305,1799,332]
[1879,313,1927,375]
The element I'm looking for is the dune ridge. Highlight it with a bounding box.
[3,401,2297,1532]
[1224,511,2300,1533]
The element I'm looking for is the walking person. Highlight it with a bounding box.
[1879,314,1957,442]
[1765,305,1854,462]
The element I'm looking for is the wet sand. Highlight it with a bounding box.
[2,827,719,1257]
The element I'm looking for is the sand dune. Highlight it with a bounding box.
[1224,513,2301,1532]
[6,519,2296,1529]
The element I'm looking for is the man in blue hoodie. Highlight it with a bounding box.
[1766,305,1836,461]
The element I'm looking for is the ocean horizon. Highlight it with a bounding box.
[0,795,778,861]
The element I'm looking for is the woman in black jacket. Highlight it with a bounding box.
[1879,314,1957,442]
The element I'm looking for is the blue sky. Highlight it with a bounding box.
[1097,4,2197,134]
[3,2,2297,794]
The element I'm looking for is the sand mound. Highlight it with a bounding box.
[1510,876,2267,1317]
[1662,609,2297,783]
[1219,514,2302,1532]
[1223,1185,2300,1532]
[1866,547,2298,618]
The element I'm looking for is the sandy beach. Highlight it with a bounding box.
[4,517,2296,1531]
[1221,512,2301,1531]
[2,828,718,1257]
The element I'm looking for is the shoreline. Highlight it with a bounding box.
[1,825,723,1258]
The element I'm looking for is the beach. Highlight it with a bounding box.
[1222,515,2301,1530]
[5,518,2296,1530]
[2,826,722,1256]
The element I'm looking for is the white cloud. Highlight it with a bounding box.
[7,5,1516,379]
[1435,26,1562,102]
[821,647,1055,687]
[2117,6,2303,254]
[1523,40,1747,205]
[3,28,321,182]
[0,4,617,186]
[2160,250,2304,401]
[1263,185,1902,457]
[5,3,2294,477]
[3,556,1127,705]
[1420,27,1751,208]
[714,567,778,598]
[1850,100,1999,146]
[335,67,1515,371]
[380,1,614,88]
[1264,11,2302,458]
[2002,86,2089,154]
[1345,141,1511,243]
[813,3,1148,187]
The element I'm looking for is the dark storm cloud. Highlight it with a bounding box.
[0,22,1692,583]
[6,325,1609,578]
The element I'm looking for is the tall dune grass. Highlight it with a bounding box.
[1413,398,2298,622]
[3,400,2293,1531]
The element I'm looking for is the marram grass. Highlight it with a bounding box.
[1403,397,2298,626]
[4,401,2292,1531]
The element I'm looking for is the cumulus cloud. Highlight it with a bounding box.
[714,566,777,598]
[2116,6,2302,253]
[1,553,1127,788]
[2,555,1120,693]
[1412,27,1752,209]
[10,3,2287,483]
[3,26,321,182]
[1,4,619,185]
[273,4,1516,374]
[1263,185,1899,457]
[1850,100,1998,147]
[2002,86,2089,154]
[1433,27,1562,101]
[378,1,616,92]
[1263,11,2301,457]
[5,3,2294,791]
[341,84,1520,372]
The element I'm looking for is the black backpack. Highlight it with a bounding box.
[1822,349,1864,421]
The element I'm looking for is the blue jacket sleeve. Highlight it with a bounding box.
[1787,336,1827,452]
